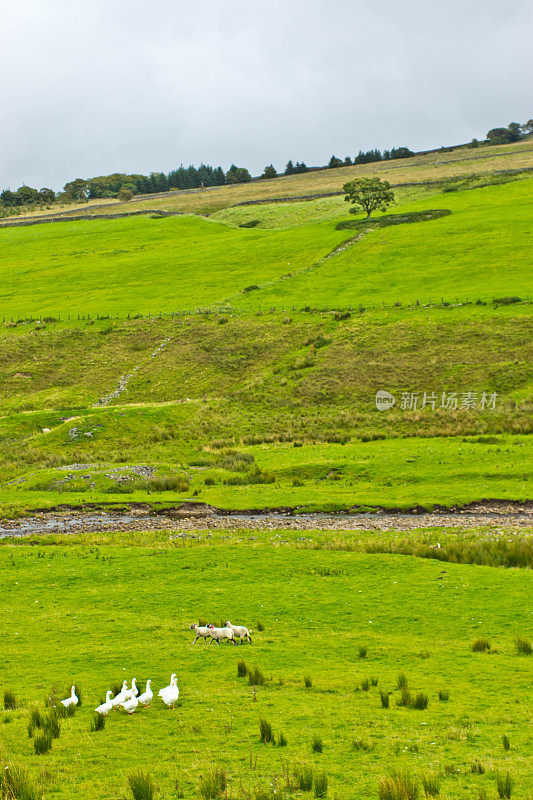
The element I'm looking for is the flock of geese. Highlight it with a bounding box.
[61,674,179,716]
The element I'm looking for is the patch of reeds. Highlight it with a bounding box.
[128,770,155,800]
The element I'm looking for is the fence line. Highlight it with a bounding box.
[1,295,530,327]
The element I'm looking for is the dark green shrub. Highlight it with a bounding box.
[128,770,155,800]
[314,772,328,798]
[33,732,52,755]
[259,718,273,743]
[3,689,16,710]
[311,735,323,753]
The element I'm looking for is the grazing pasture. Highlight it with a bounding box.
[0,528,532,799]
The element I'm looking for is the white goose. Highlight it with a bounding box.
[111,680,129,708]
[158,674,179,708]
[137,680,153,707]
[123,678,138,701]
[121,693,139,715]
[61,686,78,708]
[95,691,113,716]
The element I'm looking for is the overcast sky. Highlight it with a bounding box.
[1,0,531,190]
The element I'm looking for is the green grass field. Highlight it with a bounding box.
[1,530,532,799]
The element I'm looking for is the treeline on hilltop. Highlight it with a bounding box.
[1,119,531,214]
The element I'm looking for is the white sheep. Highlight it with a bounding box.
[224,620,252,644]
[207,623,236,645]
[189,623,211,644]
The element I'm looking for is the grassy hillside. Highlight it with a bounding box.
[1,177,532,318]
[0,141,531,515]
[1,530,532,799]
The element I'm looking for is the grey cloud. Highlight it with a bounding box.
[0,0,531,190]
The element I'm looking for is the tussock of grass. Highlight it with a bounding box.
[438,689,449,701]
[259,718,273,744]
[502,733,510,751]
[237,659,248,677]
[293,766,314,792]
[514,635,531,654]
[378,770,419,800]
[471,760,485,774]
[304,675,313,688]
[380,690,390,708]
[314,772,328,798]
[420,774,440,796]
[0,760,41,800]
[358,646,367,659]
[472,638,491,652]
[3,689,16,710]
[33,731,52,755]
[311,735,323,753]
[248,667,265,686]
[90,712,106,732]
[496,772,514,799]
[128,770,155,800]
[198,768,227,800]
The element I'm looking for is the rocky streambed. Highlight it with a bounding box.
[0,502,530,538]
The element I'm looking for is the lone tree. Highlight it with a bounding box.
[343,177,394,219]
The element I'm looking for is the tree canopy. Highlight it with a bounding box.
[343,177,395,219]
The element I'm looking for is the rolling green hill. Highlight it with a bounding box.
[0,141,531,515]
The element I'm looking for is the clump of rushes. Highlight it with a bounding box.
[304,675,313,689]
[352,737,372,751]
[259,718,273,743]
[502,734,510,751]
[514,636,531,655]
[358,646,367,659]
[33,732,52,755]
[496,772,514,799]
[293,766,313,792]
[380,690,390,708]
[198,767,227,800]
[0,761,41,800]
[43,712,61,739]
[360,678,370,691]
[311,735,323,753]
[412,692,429,710]
[371,676,379,686]
[314,772,328,798]
[396,673,408,690]
[256,622,265,632]
[420,773,440,796]
[472,638,491,652]
[248,667,265,687]
[73,685,82,707]
[471,760,485,774]
[90,712,106,732]
[277,732,287,747]
[378,770,418,800]
[128,770,155,800]
[237,660,248,678]
[438,689,449,701]
[396,687,412,707]
[3,689,16,710]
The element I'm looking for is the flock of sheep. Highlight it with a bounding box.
[57,621,252,717]
[189,620,253,645]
